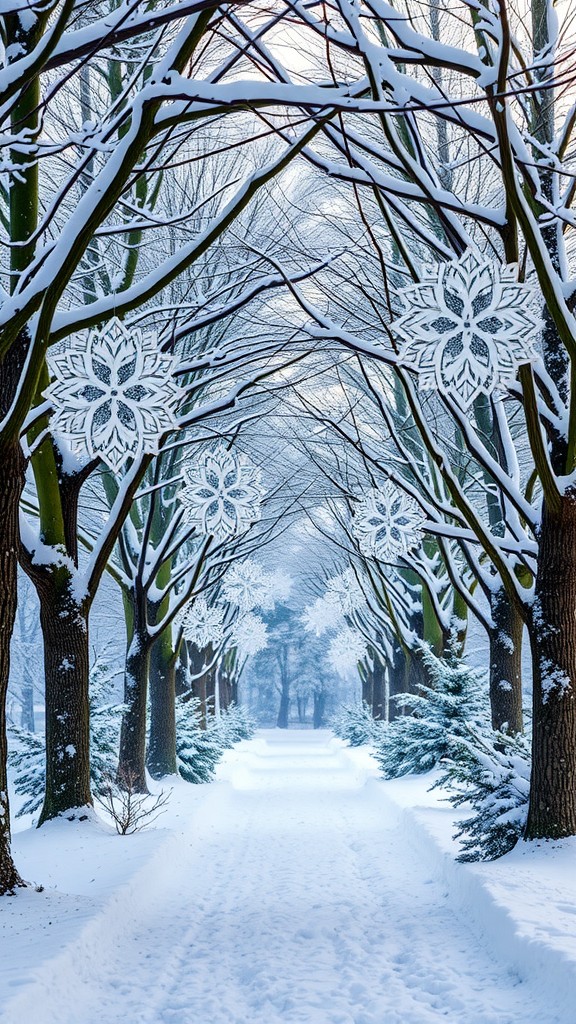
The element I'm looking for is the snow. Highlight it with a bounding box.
[2,731,575,1023]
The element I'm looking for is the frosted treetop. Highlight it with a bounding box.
[394,251,541,409]
[45,317,181,471]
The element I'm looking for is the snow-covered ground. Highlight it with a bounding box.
[1,730,575,1023]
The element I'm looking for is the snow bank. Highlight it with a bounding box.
[334,738,576,1019]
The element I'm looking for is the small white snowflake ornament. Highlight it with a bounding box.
[221,560,274,612]
[231,612,269,658]
[325,567,365,616]
[301,596,343,637]
[353,483,425,559]
[181,597,225,648]
[394,251,541,409]
[44,317,181,471]
[179,446,264,542]
[328,627,368,678]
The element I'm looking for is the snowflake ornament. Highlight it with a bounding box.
[394,251,541,409]
[221,560,274,612]
[181,597,225,649]
[353,483,425,559]
[325,567,365,616]
[179,446,264,542]
[231,613,269,658]
[328,627,368,678]
[45,317,181,471]
[302,596,343,637]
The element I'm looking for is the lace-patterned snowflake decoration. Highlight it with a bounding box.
[231,613,269,658]
[302,596,343,637]
[325,567,365,616]
[394,251,541,409]
[179,446,264,542]
[328,627,368,678]
[221,560,274,612]
[44,317,181,471]
[181,597,225,649]
[353,483,425,559]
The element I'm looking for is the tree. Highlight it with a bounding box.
[265,0,576,839]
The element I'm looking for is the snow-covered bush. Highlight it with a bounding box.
[9,661,123,818]
[437,725,530,861]
[373,648,486,779]
[216,703,256,747]
[331,702,382,746]
[176,698,225,784]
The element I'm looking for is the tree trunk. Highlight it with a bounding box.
[20,678,35,732]
[219,669,232,712]
[488,587,523,734]
[37,580,91,824]
[0,440,26,892]
[118,627,150,793]
[526,498,576,839]
[205,663,216,719]
[147,636,177,779]
[360,663,373,708]
[372,659,386,721]
[388,644,409,720]
[276,676,290,729]
[297,696,305,723]
[313,690,326,728]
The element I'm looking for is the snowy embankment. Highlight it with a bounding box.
[1,731,575,1024]
[337,740,576,1017]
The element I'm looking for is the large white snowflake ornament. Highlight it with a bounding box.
[44,317,181,471]
[328,628,368,678]
[394,251,541,409]
[353,483,425,559]
[325,567,365,616]
[179,446,264,542]
[221,560,274,612]
[180,597,225,649]
[231,613,269,658]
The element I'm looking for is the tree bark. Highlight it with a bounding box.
[360,662,373,708]
[118,625,150,794]
[313,690,326,728]
[37,582,91,824]
[276,676,290,729]
[388,644,409,720]
[0,440,26,892]
[488,587,523,734]
[526,497,576,839]
[372,659,386,721]
[147,636,177,779]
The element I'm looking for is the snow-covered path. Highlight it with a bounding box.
[2,731,568,1023]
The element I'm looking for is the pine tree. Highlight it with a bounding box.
[331,702,382,746]
[9,660,124,819]
[176,698,225,784]
[437,725,530,861]
[373,647,486,779]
